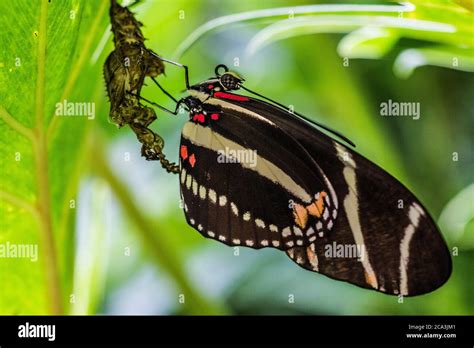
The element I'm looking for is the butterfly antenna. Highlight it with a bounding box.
[240,85,356,147]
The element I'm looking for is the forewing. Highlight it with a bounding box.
[179,105,338,250]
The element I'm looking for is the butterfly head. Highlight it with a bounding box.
[218,71,244,91]
[214,64,244,91]
[188,65,244,95]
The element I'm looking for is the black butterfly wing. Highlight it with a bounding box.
[206,92,451,296]
[179,103,339,250]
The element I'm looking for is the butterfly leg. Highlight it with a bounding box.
[151,77,179,104]
[149,53,190,89]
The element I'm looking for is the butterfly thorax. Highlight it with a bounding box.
[183,96,222,126]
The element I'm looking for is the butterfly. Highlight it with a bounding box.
[146,62,452,296]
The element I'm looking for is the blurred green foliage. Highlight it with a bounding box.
[0,0,472,315]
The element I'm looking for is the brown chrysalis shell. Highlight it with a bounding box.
[103,0,178,172]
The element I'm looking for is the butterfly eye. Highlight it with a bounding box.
[219,72,243,91]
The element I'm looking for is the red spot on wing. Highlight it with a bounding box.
[208,84,214,89]
[214,91,249,102]
[192,113,205,123]
[189,154,196,167]
[180,145,188,160]
[210,113,219,120]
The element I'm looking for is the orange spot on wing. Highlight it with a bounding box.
[364,271,378,289]
[306,191,327,218]
[293,203,308,229]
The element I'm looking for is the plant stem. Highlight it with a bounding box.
[34,0,63,315]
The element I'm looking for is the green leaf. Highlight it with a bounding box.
[173,3,412,59]
[338,27,400,59]
[180,0,472,76]
[245,15,456,57]
[393,46,474,79]
[0,0,109,314]
[438,183,474,249]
